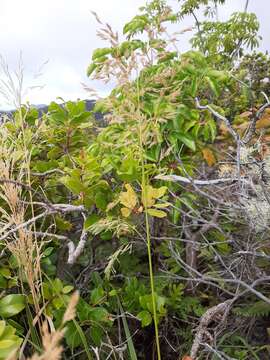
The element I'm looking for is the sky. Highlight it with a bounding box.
[0,0,269,109]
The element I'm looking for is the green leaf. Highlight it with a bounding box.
[65,321,82,348]
[95,192,108,211]
[0,295,25,318]
[100,231,113,241]
[137,310,152,327]
[52,297,65,310]
[42,247,54,257]
[90,325,104,346]
[63,285,74,294]
[55,216,73,231]
[52,278,63,294]
[87,63,97,77]
[206,76,219,96]
[88,307,110,322]
[70,112,91,126]
[84,214,101,230]
[60,175,84,195]
[0,336,22,360]
[175,133,196,151]
[0,269,11,278]
[90,287,105,306]
[92,48,112,60]
[48,102,67,124]
[0,321,5,338]
[123,15,149,36]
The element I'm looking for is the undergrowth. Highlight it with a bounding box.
[0,0,270,359]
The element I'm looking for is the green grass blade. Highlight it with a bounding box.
[118,300,137,360]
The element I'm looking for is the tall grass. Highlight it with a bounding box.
[0,54,46,356]
[137,85,161,359]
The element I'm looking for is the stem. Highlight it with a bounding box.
[214,2,219,22]
[136,79,161,360]
[244,0,250,12]
[191,11,205,55]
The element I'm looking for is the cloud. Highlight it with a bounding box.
[0,0,268,108]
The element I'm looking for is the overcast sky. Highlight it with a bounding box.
[0,0,269,109]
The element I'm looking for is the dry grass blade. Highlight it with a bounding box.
[27,321,65,360]
[62,290,80,324]
[27,291,79,360]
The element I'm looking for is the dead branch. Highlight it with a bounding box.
[67,213,89,265]
[155,174,244,186]
[195,97,239,143]
[31,169,65,176]
[190,300,232,359]
[185,210,219,293]
[242,101,270,144]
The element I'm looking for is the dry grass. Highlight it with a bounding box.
[0,142,43,315]
[27,291,79,360]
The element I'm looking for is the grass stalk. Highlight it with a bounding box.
[136,79,161,360]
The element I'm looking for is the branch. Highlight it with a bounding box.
[155,174,242,186]
[244,0,250,12]
[32,231,69,241]
[22,201,85,213]
[67,213,89,265]
[31,169,65,176]
[0,178,32,191]
[190,300,232,359]
[0,211,49,242]
[242,101,270,144]
[195,98,240,143]
[0,204,85,242]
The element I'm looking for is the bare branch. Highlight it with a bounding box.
[190,300,232,359]
[155,174,242,186]
[31,169,65,176]
[195,97,239,143]
[67,213,89,265]
[242,101,270,144]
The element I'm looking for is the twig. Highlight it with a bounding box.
[0,178,32,191]
[190,300,232,359]
[244,0,250,12]
[31,169,65,176]
[0,211,49,242]
[155,174,245,186]
[195,97,239,143]
[67,213,89,264]
[32,231,69,241]
[242,101,270,144]
[0,203,84,242]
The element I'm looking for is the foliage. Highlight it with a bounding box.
[0,0,270,359]
[0,320,22,359]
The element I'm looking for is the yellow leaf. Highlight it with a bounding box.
[147,208,167,218]
[142,185,167,208]
[142,185,155,208]
[153,202,170,208]
[151,186,167,199]
[121,207,132,218]
[202,148,216,167]
[119,184,137,209]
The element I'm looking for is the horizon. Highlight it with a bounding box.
[0,0,269,110]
